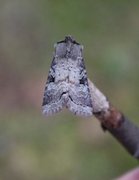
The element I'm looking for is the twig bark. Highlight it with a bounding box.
[88,79,139,160]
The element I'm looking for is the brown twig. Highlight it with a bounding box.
[88,79,139,160]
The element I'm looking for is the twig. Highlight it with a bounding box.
[88,79,139,160]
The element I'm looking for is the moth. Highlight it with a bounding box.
[42,36,93,117]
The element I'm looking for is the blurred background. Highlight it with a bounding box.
[0,0,139,179]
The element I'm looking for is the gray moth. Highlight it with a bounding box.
[42,36,93,117]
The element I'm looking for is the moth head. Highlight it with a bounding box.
[65,35,74,42]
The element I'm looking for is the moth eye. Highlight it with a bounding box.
[79,77,85,84]
[49,75,55,83]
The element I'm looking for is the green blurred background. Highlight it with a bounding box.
[0,0,139,179]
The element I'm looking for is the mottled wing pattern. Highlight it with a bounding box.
[67,56,93,116]
[42,71,61,116]
[42,36,93,117]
